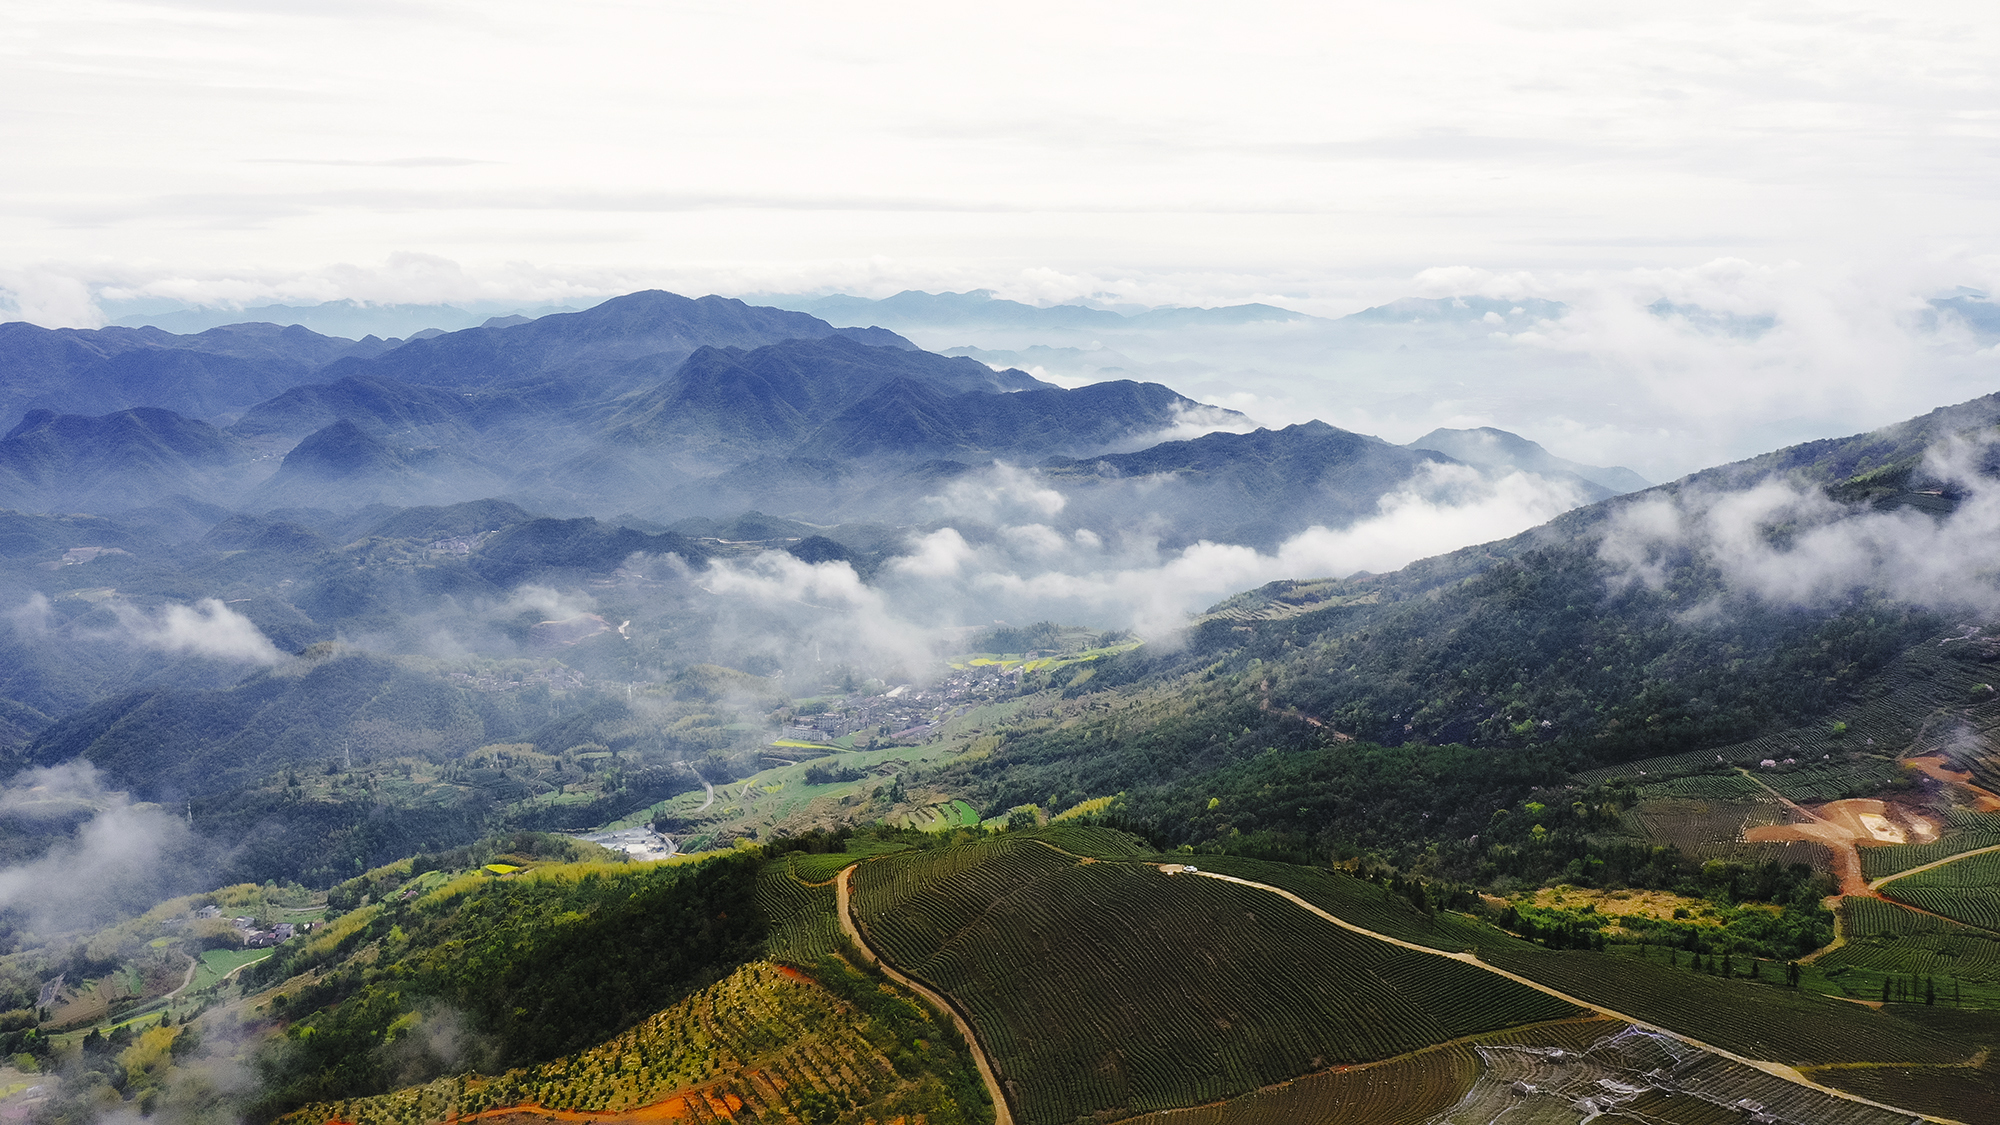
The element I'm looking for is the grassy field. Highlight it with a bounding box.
[192,947,274,990]
[851,832,1579,1125]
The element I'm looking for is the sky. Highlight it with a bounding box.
[5,1,2000,474]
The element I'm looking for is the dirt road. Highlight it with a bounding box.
[834,866,1014,1125]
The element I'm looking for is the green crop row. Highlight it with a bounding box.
[1811,898,2000,1008]
[1186,854,1489,952]
[1637,772,1767,801]
[1861,810,2000,880]
[1882,849,2000,931]
[1754,756,1907,803]
[753,858,843,967]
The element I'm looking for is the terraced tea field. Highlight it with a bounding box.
[850,835,1580,1125]
[1635,772,1766,801]
[1187,854,1489,951]
[1117,1019,1616,1125]
[1859,808,2000,881]
[1802,1064,2000,1125]
[1623,796,1800,862]
[756,841,920,965]
[1756,756,1909,804]
[1811,897,2000,1008]
[1431,1024,1917,1125]
[754,855,844,966]
[1882,848,2000,931]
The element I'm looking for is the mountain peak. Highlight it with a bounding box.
[1407,426,1650,494]
[279,418,402,479]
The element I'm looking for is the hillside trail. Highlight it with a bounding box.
[159,958,199,1004]
[1178,868,1964,1125]
[834,866,1014,1125]
[135,952,264,1016]
[1800,843,2000,968]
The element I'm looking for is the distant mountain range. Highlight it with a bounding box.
[0,289,1648,538]
[760,289,1572,335]
[762,289,1316,332]
[0,320,395,425]
[108,298,588,339]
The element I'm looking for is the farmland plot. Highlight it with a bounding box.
[754,855,844,966]
[1115,1040,1483,1125]
[1623,797,1792,861]
[279,962,931,1125]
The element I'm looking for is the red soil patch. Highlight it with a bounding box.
[1744,798,1939,899]
[1905,755,2000,812]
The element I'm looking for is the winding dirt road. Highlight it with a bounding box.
[834,866,1015,1125]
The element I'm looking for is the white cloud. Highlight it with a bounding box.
[890,528,978,579]
[104,598,287,664]
[6,593,53,635]
[926,464,1068,521]
[1598,436,2000,614]
[0,763,201,934]
[943,462,1585,635]
[662,461,1587,678]
[497,584,598,622]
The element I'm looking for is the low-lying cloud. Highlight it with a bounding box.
[682,461,1587,676]
[1599,436,2000,614]
[0,762,204,935]
[106,598,288,664]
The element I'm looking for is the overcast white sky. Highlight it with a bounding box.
[5,2,2000,476]
[3,2,1997,307]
